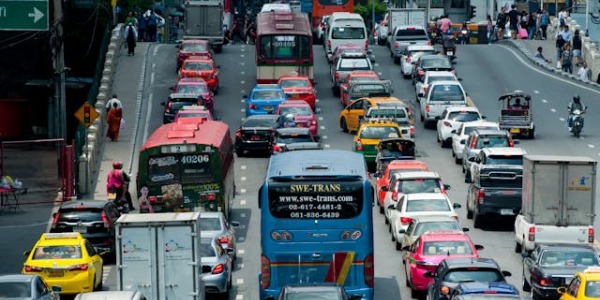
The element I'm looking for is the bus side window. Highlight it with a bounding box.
[258,185,264,209]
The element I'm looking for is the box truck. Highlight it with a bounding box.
[116,213,205,300]
[184,1,225,53]
[514,155,597,252]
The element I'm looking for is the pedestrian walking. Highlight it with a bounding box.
[527,12,537,40]
[539,10,549,40]
[556,34,565,62]
[138,12,148,41]
[148,10,158,42]
[577,62,590,81]
[558,8,567,27]
[507,5,521,39]
[486,15,494,44]
[124,22,138,56]
[229,19,243,44]
[106,102,123,142]
[106,94,122,113]
[125,11,137,27]
[560,25,572,43]
[496,9,506,40]
[572,29,582,64]
[561,44,574,74]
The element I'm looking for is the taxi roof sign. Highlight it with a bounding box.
[584,267,600,273]
[43,232,82,239]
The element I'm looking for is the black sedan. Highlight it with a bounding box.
[522,243,600,300]
[234,115,283,157]
[411,54,455,85]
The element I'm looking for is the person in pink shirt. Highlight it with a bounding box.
[438,14,453,34]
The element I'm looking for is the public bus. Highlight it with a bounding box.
[258,150,374,300]
[256,10,314,84]
[310,0,354,36]
[137,118,235,216]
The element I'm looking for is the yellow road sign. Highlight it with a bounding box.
[74,102,99,128]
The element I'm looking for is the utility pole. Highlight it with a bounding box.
[52,0,67,139]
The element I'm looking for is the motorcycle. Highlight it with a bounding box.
[107,172,132,213]
[458,28,469,44]
[442,33,456,61]
[568,108,586,138]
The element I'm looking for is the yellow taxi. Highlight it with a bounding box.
[22,232,104,295]
[339,96,411,133]
[558,267,600,300]
[353,120,403,164]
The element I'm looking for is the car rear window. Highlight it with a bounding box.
[448,111,480,122]
[279,106,313,116]
[170,101,198,111]
[0,282,31,297]
[476,136,510,148]
[423,241,473,255]
[396,29,428,38]
[200,218,223,231]
[243,117,279,128]
[182,44,207,52]
[406,199,450,212]
[368,108,407,118]
[332,27,365,39]
[352,84,386,94]
[339,58,371,71]
[422,58,451,68]
[58,208,103,222]
[280,79,310,88]
[430,85,465,102]
[480,175,522,188]
[176,84,208,94]
[253,90,284,100]
[486,155,523,165]
[415,221,460,235]
[397,178,443,193]
[428,76,456,84]
[464,126,496,136]
[443,269,504,282]
[183,62,212,71]
[200,242,216,257]
[276,135,314,144]
[359,126,400,139]
[32,245,82,259]
[409,50,435,58]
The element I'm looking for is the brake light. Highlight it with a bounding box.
[356,139,363,151]
[235,130,241,138]
[470,138,477,149]
[51,212,60,229]
[477,189,485,204]
[212,264,224,274]
[149,196,157,203]
[364,40,369,50]
[400,217,412,225]
[311,120,317,125]
[272,144,281,153]
[24,265,43,272]
[69,264,89,271]
[335,72,340,81]
[452,215,459,221]
[425,105,430,112]
[249,104,257,110]
[207,193,216,201]
[101,211,110,228]
[589,228,595,243]
[391,190,398,201]
[528,226,535,242]
[364,254,374,287]
[423,85,429,93]
[509,138,514,147]
[409,127,415,136]
[443,121,451,127]
[539,277,552,286]
[450,70,456,74]
[261,256,271,289]
[427,41,432,45]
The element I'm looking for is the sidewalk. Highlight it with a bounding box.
[85,42,152,205]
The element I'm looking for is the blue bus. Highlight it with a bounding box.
[258,150,375,300]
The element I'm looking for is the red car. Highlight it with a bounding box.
[173,78,215,111]
[178,57,220,94]
[330,43,367,64]
[339,71,381,106]
[403,230,484,297]
[176,39,213,71]
[174,106,213,122]
[277,75,317,111]
[275,100,318,138]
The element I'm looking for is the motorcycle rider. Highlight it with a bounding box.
[437,14,452,40]
[107,161,133,210]
[567,95,586,130]
[442,29,456,58]
[283,113,297,128]
[459,22,469,44]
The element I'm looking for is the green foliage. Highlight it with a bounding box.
[118,0,155,13]
[354,0,388,24]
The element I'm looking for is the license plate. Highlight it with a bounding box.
[264,106,273,111]
[73,226,87,233]
[290,94,299,98]
[47,269,64,277]
[510,128,520,133]
[447,51,454,56]
[500,209,515,216]
[251,135,261,141]
[108,192,117,200]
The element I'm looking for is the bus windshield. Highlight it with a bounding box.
[259,35,311,59]
[147,154,212,185]
[267,180,364,219]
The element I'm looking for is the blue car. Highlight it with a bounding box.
[245,84,287,117]
[450,282,520,300]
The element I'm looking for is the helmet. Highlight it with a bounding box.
[112,161,123,169]
[285,114,295,122]
[573,95,580,102]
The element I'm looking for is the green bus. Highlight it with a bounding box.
[137,118,235,216]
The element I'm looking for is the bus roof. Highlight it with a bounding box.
[257,11,312,36]
[141,119,229,151]
[266,150,367,178]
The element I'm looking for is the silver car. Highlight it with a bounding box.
[0,274,61,300]
[200,212,239,261]
[201,237,233,298]
[74,291,147,300]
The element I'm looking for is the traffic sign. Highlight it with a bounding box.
[74,102,99,128]
[0,0,49,31]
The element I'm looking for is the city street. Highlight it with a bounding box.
[2,40,600,300]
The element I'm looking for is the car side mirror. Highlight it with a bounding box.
[230,221,240,227]
[23,250,31,257]
[462,227,469,232]
[418,93,424,98]
[521,251,529,258]
[502,271,512,277]
[387,204,395,210]
[460,139,466,145]
[315,108,322,114]
[513,139,520,145]
[423,271,434,278]
[52,212,57,218]
[160,102,166,106]
[265,297,275,300]
[452,203,461,209]
[214,116,222,121]
[451,129,457,134]
[217,65,221,68]
[444,184,451,190]
[481,115,487,119]
[51,286,62,293]
[475,245,484,251]
[557,287,567,295]
[465,176,472,183]
[381,186,388,191]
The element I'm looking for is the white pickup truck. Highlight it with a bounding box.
[419,80,468,128]
[514,155,597,253]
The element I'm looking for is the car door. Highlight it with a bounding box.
[402,220,417,249]
[437,109,448,134]
[345,99,365,131]
[404,238,420,278]
[522,248,539,287]
[85,241,103,282]
[452,123,465,153]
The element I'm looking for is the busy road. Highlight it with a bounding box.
[2,39,600,300]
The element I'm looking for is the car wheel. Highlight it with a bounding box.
[441,139,450,148]
[522,272,532,292]
[406,272,411,287]
[379,205,384,214]
[385,214,389,225]
[420,113,424,122]
[394,56,399,64]
[236,148,244,157]
[395,240,402,251]
[455,156,462,165]
[436,133,441,143]
[340,118,348,133]
[528,128,535,139]
[332,86,340,97]
[466,208,473,219]
[411,287,419,299]
[515,240,522,253]
[473,211,483,229]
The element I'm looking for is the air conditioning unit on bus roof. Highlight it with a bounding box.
[276,23,294,30]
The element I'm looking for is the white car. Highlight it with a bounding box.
[436,107,483,148]
[400,45,436,78]
[414,71,458,102]
[382,171,450,225]
[317,15,330,44]
[450,120,500,164]
[388,192,461,248]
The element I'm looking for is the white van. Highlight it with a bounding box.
[325,12,368,61]
[260,3,291,12]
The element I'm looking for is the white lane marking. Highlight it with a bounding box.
[241,165,247,170]
[240,108,245,112]
[559,117,565,121]
[320,126,326,130]
[143,93,154,141]
[237,279,245,285]
[550,108,556,113]
[542,99,548,103]
[374,63,379,67]
[240,213,247,218]
[241,62,245,66]
[237,263,244,269]
[241,71,245,75]
[318,117,323,121]
[241,80,246,84]
[240,188,247,194]
[322,135,328,140]
[152,63,156,69]
[240,54,245,58]
[238,249,245,255]
[325,144,331,148]
[589,144,595,148]
[316,99,320,103]
[241,99,245,103]
[236,294,244,300]
[150,72,155,85]
[241,176,247,181]
[241,90,245,94]
[534,90,539,94]
[580,137,585,140]
[238,237,245,242]
[501,45,600,95]
[240,200,247,205]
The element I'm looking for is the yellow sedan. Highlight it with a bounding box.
[339,96,409,133]
[559,267,600,300]
[22,232,104,295]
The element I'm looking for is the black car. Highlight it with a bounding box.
[234,115,283,157]
[50,200,121,255]
[268,283,362,300]
[450,282,520,299]
[412,54,454,85]
[272,128,315,154]
[425,258,512,300]
[161,93,204,124]
[522,243,600,300]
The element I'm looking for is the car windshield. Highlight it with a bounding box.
[200,218,223,231]
[280,79,310,88]
[243,117,279,128]
[463,126,497,136]
[339,58,370,71]
[332,27,365,39]
[430,85,464,102]
[415,221,460,235]
[423,241,473,255]
[476,136,510,148]
[200,242,216,257]
[33,245,82,259]
[443,269,504,282]
[422,58,451,68]
[278,106,313,116]
[277,135,314,144]
[397,178,443,194]
[182,44,207,52]
[0,282,31,298]
[428,76,456,83]
[540,250,600,267]
[359,126,400,139]
[253,90,284,100]
[177,84,208,94]
[448,111,480,122]
[406,199,450,212]
[585,281,600,297]
[286,290,344,300]
[183,62,212,71]
[485,155,523,165]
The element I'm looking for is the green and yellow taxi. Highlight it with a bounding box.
[559,267,600,300]
[353,120,403,163]
[339,96,410,133]
[22,232,104,295]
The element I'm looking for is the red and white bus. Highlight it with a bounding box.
[256,10,314,84]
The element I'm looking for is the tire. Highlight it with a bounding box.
[394,56,399,64]
[395,240,402,251]
[466,208,473,219]
[515,240,522,253]
[465,171,471,183]
[473,210,483,229]
[406,274,411,287]
[340,118,348,133]
[522,273,532,292]
[528,128,535,139]
[236,148,244,157]
[379,205,384,214]
[441,139,450,148]
[214,44,223,53]
[455,156,462,165]
[385,215,389,225]
[575,130,580,138]
[411,287,419,299]
[420,113,424,122]
[332,86,340,97]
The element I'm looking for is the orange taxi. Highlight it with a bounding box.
[277,75,317,111]
[374,160,428,212]
[339,71,381,106]
[178,56,220,94]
